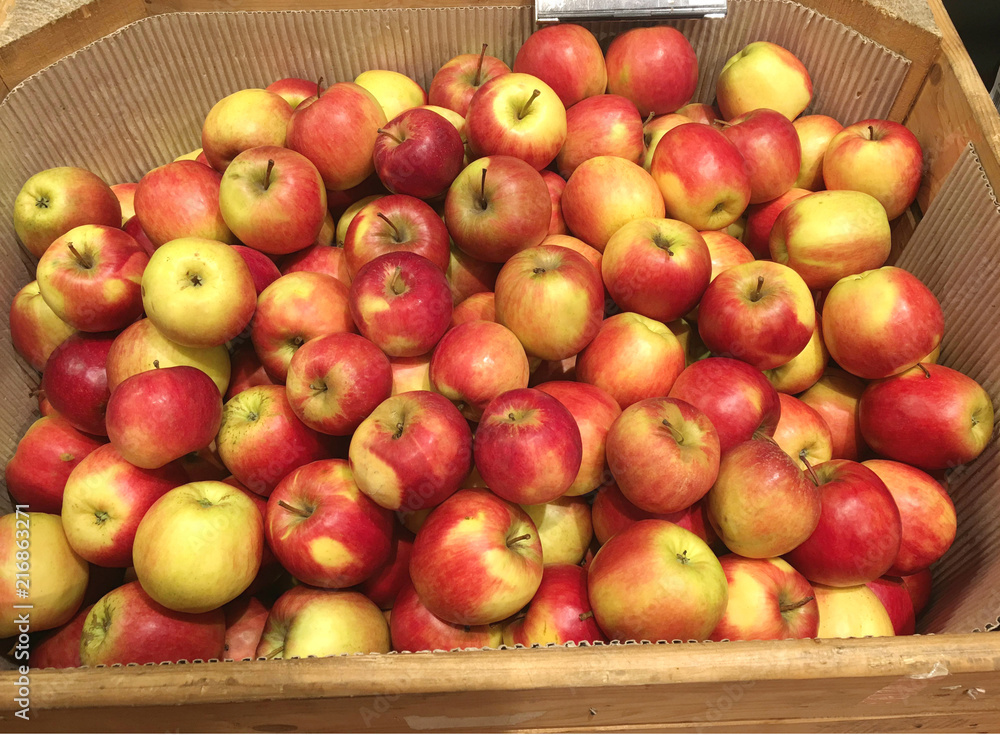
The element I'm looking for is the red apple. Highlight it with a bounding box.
[359,522,415,610]
[743,188,810,259]
[344,194,450,277]
[32,604,92,669]
[556,94,643,178]
[773,394,834,471]
[450,291,496,327]
[605,27,698,116]
[902,569,933,615]
[592,483,716,547]
[225,342,273,401]
[503,564,606,646]
[716,41,813,121]
[798,367,869,461]
[677,103,721,125]
[541,234,603,272]
[9,280,75,372]
[41,332,116,436]
[389,581,503,652]
[373,108,465,199]
[793,115,843,190]
[222,596,270,660]
[865,576,916,636]
[231,245,281,296]
[541,171,568,235]
[266,77,320,109]
[642,114,694,171]
[427,44,511,116]
[721,109,801,204]
[389,354,432,395]
[513,24,607,109]
[280,243,352,287]
[691,230,756,313]
[202,89,292,171]
[134,160,234,247]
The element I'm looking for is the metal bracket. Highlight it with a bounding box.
[534,0,728,24]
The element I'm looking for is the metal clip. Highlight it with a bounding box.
[535,0,728,24]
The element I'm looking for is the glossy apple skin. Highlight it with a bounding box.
[9,280,75,372]
[677,103,721,125]
[769,190,892,290]
[286,82,388,191]
[716,41,813,121]
[794,115,844,190]
[123,215,157,255]
[495,245,603,361]
[520,496,593,565]
[225,342,273,401]
[446,244,501,306]
[592,483,716,547]
[822,266,944,380]
[504,563,606,646]
[535,381,621,497]
[355,69,427,122]
[902,569,932,615]
[785,459,902,586]
[513,24,606,109]
[669,357,781,454]
[743,188,810,258]
[349,390,472,511]
[465,73,567,172]
[373,108,465,199]
[14,166,122,258]
[344,194,450,277]
[764,317,828,395]
[445,155,550,263]
[113,183,136,223]
[643,114,693,171]
[134,160,234,247]
[605,27,698,116]
[265,459,393,588]
[588,519,728,642]
[799,367,868,461]
[542,234,603,273]
[41,332,115,436]
[61,444,185,567]
[685,231,755,321]
[865,576,916,636]
[36,225,148,332]
[231,245,281,296]
[349,252,452,358]
[577,312,685,409]
[285,332,393,436]
[201,89,291,171]
[222,596,269,660]
[541,171,568,235]
[722,109,801,204]
[5,416,104,514]
[813,583,894,638]
[389,354,432,395]
[862,460,956,576]
[707,439,821,558]
[216,384,332,496]
[709,555,819,642]
[266,77,320,109]
[251,272,355,382]
[475,388,582,504]
[773,394,833,471]
[428,50,511,116]
[219,146,327,255]
[410,488,543,625]
[32,603,92,669]
[359,522,415,610]
[859,364,994,470]
[698,260,816,371]
[823,119,923,220]
[651,124,751,232]
[80,581,225,665]
[280,243,351,288]
[556,94,643,178]
[602,218,712,323]
[607,397,721,514]
[561,156,666,252]
[390,581,503,652]
[430,320,529,421]
[450,292,496,327]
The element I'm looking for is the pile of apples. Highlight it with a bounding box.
[2,22,994,668]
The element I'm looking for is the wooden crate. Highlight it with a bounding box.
[2,0,1000,731]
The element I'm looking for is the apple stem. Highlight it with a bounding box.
[317,75,325,97]
[714,119,731,128]
[378,128,405,145]
[473,43,488,87]
[508,412,517,421]
[780,595,815,613]
[309,383,326,393]
[661,418,684,445]
[750,275,765,302]
[644,111,656,125]
[479,168,488,210]
[28,387,40,399]
[377,212,402,241]
[277,499,310,517]
[867,124,875,140]
[263,159,275,190]
[152,359,160,369]
[799,450,821,486]
[518,89,541,120]
[507,533,532,546]
[389,266,406,296]
[579,610,595,622]
[66,242,93,269]
[917,363,932,378]
[262,645,284,660]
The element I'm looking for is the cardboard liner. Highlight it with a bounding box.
[895,143,1000,634]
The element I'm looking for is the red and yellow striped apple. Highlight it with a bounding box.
[513,24,607,109]
[605,27,698,116]
[134,161,235,247]
[716,41,812,121]
[798,367,868,461]
[772,393,833,471]
[344,194,451,277]
[556,94,643,178]
[793,114,843,190]
[503,563,606,646]
[428,45,511,116]
[9,280,75,372]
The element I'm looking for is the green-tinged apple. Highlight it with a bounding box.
[36,225,147,332]
[142,237,256,348]
[503,564,606,645]
[350,390,472,511]
[773,393,833,471]
[743,188,810,258]
[721,108,801,204]
[863,460,956,576]
[769,190,892,290]
[219,146,327,255]
[390,581,503,651]
[859,364,994,470]
[495,245,603,361]
[428,44,511,116]
[344,194,451,277]
[266,77,320,109]
[222,595,269,660]
[605,27,698,116]
[588,519,727,641]
[561,155,666,252]
[520,496,593,565]
[465,73,567,171]
[799,367,868,461]
[513,24,606,109]
[133,480,263,613]
[445,155,550,263]
[823,119,923,220]
[265,459,393,588]
[450,292,496,327]
[61,444,185,567]
[475,388,582,505]
[389,354,433,395]
[602,217,712,323]
[286,332,393,435]
[642,113,692,171]
[716,42,813,121]
[9,280,75,371]
[409,488,543,625]
[430,320,529,421]
[576,312,685,409]
[14,166,121,258]
[41,332,115,436]
[541,171,568,235]
[202,89,292,171]
[134,161,235,247]
[651,124,751,231]
[764,317,828,394]
[709,555,819,641]
[822,266,944,379]
[707,439,820,558]
[814,583,894,638]
[373,108,465,199]
[355,69,427,122]
[556,94,643,178]
[592,483,717,547]
[794,115,843,190]
[0,512,88,638]
[607,397,720,514]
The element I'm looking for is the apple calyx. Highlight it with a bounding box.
[749,275,765,303]
[779,595,815,614]
[278,499,312,518]
[392,421,405,440]
[661,418,684,445]
[309,381,327,394]
[507,533,532,547]
[676,549,690,565]
[188,272,204,287]
[35,195,51,209]
[578,610,595,622]
[59,452,74,462]
[377,128,405,146]
[94,509,110,525]
[67,242,94,269]
[263,159,275,191]
[478,168,489,210]
[518,89,541,120]
[377,212,402,242]
[799,451,821,486]
[473,43,489,88]
[917,363,932,379]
